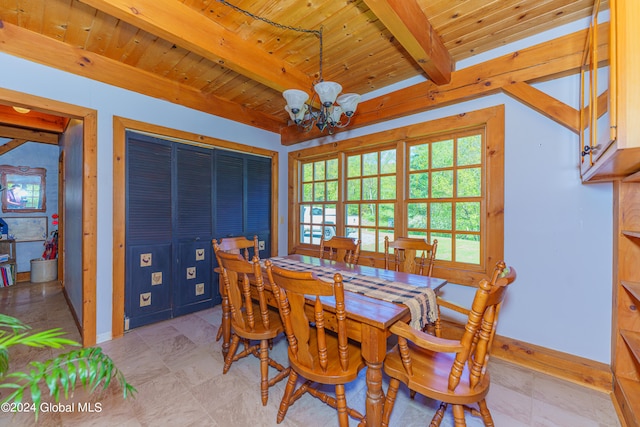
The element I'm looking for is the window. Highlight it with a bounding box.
[345,148,396,252]
[1,165,46,213]
[406,131,483,265]
[299,158,339,244]
[289,106,504,286]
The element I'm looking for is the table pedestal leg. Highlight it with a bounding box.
[361,324,386,427]
[365,361,384,426]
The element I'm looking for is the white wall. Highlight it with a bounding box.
[282,18,613,364]
[0,15,614,363]
[0,53,284,343]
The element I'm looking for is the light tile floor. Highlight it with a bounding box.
[0,281,622,426]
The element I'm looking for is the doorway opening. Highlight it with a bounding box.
[0,88,98,347]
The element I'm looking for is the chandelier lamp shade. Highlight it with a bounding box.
[283,85,361,134]
[218,0,360,135]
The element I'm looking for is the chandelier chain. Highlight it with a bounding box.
[217,0,324,80]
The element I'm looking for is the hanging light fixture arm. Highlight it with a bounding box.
[217,0,360,135]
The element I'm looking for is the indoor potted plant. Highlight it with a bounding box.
[0,313,135,419]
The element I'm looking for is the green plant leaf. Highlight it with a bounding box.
[0,347,8,376]
[0,317,136,420]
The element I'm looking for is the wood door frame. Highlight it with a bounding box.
[112,117,279,338]
[0,88,98,347]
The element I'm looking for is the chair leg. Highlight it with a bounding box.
[335,383,349,427]
[477,399,494,426]
[452,404,467,426]
[259,339,269,406]
[223,335,241,374]
[430,402,447,427]
[382,378,400,427]
[277,370,298,424]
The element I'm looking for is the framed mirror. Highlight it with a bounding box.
[0,165,47,213]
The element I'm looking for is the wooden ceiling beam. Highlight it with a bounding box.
[79,0,313,93]
[362,0,453,85]
[0,21,283,133]
[0,106,69,133]
[0,126,59,144]
[281,22,608,145]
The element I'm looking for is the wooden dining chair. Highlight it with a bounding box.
[265,260,366,427]
[213,235,259,262]
[384,236,438,276]
[381,262,516,427]
[319,235,361,264]
[212,235,260,343]
[215,249,290,406]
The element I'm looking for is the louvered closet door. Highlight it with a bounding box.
[126,134,173,328]
[173,145,215,316]
[214,151,271,257]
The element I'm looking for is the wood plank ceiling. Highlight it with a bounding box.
[0,0,604,145]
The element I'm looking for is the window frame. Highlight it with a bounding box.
[288,106,504,286]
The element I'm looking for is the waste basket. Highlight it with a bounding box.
[30,258,57,283]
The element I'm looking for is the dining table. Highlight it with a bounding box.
[217,253,447,427]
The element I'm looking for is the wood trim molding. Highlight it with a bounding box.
[0,87,98,347]
[439,320,613,393]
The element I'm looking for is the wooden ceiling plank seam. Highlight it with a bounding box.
[304,4,385,72]
[418,0,482,25]
[429,0,525,39]
[41,0,74,42]
[442,0,596,59]
[118,29,157,66]
[437,0,546,49]
[80,0,313,92]
[0,138,28,155]
[362,0,453,84]
[83,10,119,54]
[0,20,283,133]
[16,0,45,33]
[102,18,140,59]
[1,0,19,25]
[63,0,100,49]
[466,4,603,53]
[280,22,607,145]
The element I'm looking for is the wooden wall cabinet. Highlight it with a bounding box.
[0,238,16,286]
[581,0,640,183]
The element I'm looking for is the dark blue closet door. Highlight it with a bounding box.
[173,145,216,315]
[125,134,173,328]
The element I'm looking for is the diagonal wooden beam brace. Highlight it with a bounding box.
[0,139,28,155]
[363,0,453,85]
[80,0,313,93]
[503,82,580,133]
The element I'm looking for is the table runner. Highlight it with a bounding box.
[265,257,436,330]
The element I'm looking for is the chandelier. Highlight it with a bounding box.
[218,0,361,134]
